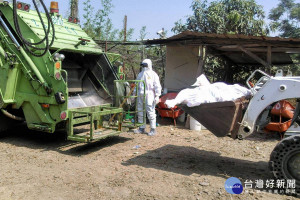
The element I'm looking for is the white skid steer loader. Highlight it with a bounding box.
[180,69,300,193]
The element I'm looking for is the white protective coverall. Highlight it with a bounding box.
[136,59,162,129]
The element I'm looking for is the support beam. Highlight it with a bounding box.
[218,47,300,53]
[238,45,271,69]
[267,46,272,74]
[267,45,272,65]
[123,15,127,42]
[196,45,206,76]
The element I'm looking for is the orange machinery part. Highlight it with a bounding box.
[264,100,295,133]
[270,100,294,119]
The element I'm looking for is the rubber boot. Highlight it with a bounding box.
[147,128,156,136]
[134,127,146,134]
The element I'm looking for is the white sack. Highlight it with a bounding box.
[191,74,211,86]
[165,82,251,108]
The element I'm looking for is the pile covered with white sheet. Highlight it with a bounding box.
[165,74,251,108]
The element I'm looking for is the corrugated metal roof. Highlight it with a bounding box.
[95,31,300,66]
[145,31,300,45]
[144,31,300,66]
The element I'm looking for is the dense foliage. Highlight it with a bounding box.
[172,0,271,84]
[173,0,269,36]
[269,0,300,38]
[268,0,300,75]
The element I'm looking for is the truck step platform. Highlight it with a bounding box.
[67,104,123,142]
[67,128,121,142]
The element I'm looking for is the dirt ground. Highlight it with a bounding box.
[0,118,298,200]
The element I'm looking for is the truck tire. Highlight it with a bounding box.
[0,109,24,132]
[269,135,300,195]
[0,111,16,132]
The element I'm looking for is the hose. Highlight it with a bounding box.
[12,0,55,57]
[1,109,25,121]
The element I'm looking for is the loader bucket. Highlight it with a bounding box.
[179,98,248,138]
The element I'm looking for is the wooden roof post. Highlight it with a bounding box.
[197,45,206,76]
[267,45,272,74]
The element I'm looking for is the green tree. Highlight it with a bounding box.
[173,0,269,36]
[268,0,300,76]
[139,26,148,41]
[83,0,95,37]
[269,0,300,38]
[83,0,126,41]
[172,0,269,84]
[93,0,117,40]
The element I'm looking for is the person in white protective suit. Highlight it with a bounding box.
[134,59,162,136]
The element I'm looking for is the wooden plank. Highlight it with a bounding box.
[217,47,300,53]
[267,45,272,73]
[267,45,272,65]
[238,45,271,68]
[196,45,205,76]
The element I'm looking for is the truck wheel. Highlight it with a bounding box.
[269,135,300,194]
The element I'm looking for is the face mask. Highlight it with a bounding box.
[140,63,148,68]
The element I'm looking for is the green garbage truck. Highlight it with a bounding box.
[0,0,134,142]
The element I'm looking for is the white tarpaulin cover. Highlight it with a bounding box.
[165,75,251,108]
[191,74,211,87]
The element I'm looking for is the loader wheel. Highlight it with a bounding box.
[269,135,300,193]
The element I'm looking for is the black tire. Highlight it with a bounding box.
[269,135,300,195]
[0,111,22,132]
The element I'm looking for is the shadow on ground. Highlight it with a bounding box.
[0,124,131,156]
[122,144,270,181]
[123,144,299,197]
